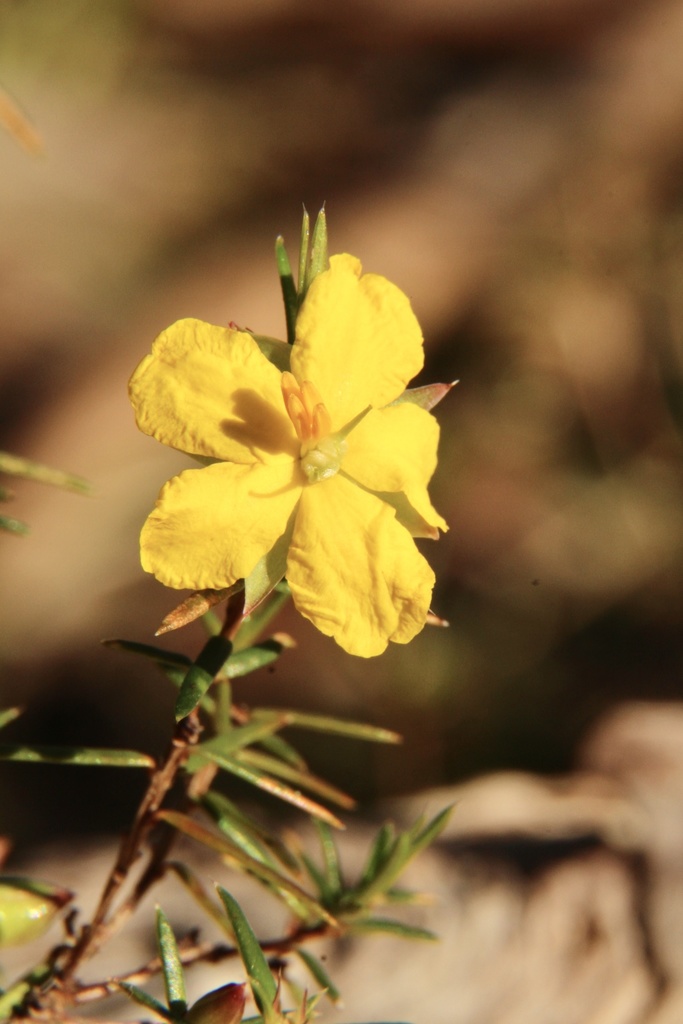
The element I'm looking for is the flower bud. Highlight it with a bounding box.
[186,982,246,1024]
[0,877,72,947]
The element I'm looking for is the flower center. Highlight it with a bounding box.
[281,371,346,483]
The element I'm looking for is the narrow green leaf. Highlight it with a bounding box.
[117,980,176,1020]
[159,811,336,924]
[303,207,328,295]
[187,715,286,765]
[216,887,278,1015]
[354,833,412,902]
[295,948,340,1004]
[0,744,154,768]
[0,451,91,494]
[201,791,299,871]
[257,731,307,770]
[350,917,437,941]
[235,581,291,651]
[225,638,293,679]
[103,638,192,670]
[0,513,29,535]
[167,861,234,937]
[175,635,233,721]
[297,207,310,299]
[408,805,453,857]
[253,708,401,745]
[358,824,396,889]
[275,235,297,346]
[314,821,342,899]
[299,852,329,903]
[194,749,345,827]
[239,749,355,810]
[156,907,187,1016]
[163,665,216,715]
[0,708,22,731]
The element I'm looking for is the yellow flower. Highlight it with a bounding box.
[129,254,447,657]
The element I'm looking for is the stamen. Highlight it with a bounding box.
[312,402,332,439]
[286,393,310,442]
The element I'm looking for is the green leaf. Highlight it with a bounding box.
[357,824,396,889]
[238,749,355,810]
[275,235,297,346]
[216,887,278,1017]
[0,513,29,535]
[225,638,293,679]
[156,907,187,1017]
[235,581,291,651]
[201,791,299,871]
[390,381,456,412]
[313,821,342,900]
[303,207,328,297]
[0,708,22,731]
[253,708,401,744]
[159,811,336,924]
[167,861,237,938]
[408,805,453,857]
[257,730,307,770]
[193,749,345,827]
[349,917,437,941]
[295,948,340,1004]
[175,635,233,721]
[117,980,176,1020]
[0,451,91,494]
[0,744,154,767]
[103,638,192,670]
[187,715,287,765]
[353,833,412,902]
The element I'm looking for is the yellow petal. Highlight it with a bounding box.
[141,461,303,590]
[286,475,434,657]
[291,255,424,426]
[343,404,448,534]
[129,318,298,464]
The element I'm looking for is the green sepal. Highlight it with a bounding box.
[251,334,292,371]
[275,236,297,346]
[297,208,310,299]
[156,907,187,1017]
[243,519,294,617]
[216,887,278,1018]
[175,635,233,721]
[390,381,456,412]
[0,744,154,768]
[235,581,291,652]
[302,207,328,298]
[0,878,72,948]
[117,981,177,1021]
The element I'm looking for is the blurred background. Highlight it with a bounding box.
[1,0,683,853]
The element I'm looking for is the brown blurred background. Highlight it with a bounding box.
[1,0,683,853]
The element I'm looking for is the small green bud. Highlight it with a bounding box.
[0,877,72,947]
[185,982,246,1024]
